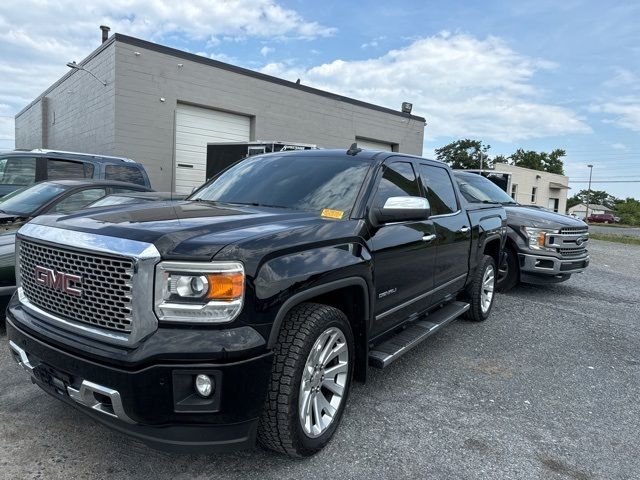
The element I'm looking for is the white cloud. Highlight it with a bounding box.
[611,142,626,150]
[0,0,335,148]
[591,97,640,132]
[261,33,591,142]
[260,46,274,56]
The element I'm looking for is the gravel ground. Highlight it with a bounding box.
[589,225,640,237]
[1,239,639,480]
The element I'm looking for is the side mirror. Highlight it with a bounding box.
[371,196,431,225]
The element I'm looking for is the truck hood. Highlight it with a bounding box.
[505,205,587,229]
[26,201,322,259]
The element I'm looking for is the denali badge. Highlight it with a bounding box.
[34,266,82,297]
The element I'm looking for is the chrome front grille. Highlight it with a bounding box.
[559,227,588,235]
[549,226,589,259]
[19,239,134,332]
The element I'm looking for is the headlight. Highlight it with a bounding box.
[154,261,244,323]
[521,227,558,251]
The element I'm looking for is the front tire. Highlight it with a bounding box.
[257,303,354,457]
[463,255,497,322]
[497,246,519,292]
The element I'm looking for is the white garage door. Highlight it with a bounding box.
[174,104,250,194]
[356,138,393,151]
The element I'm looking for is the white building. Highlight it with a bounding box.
[469,164,571,213]
[568,203,613,219]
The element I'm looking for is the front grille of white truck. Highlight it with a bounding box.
[19,239,134,333]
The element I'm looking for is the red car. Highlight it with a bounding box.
[586,213,617,224]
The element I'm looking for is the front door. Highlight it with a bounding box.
[368,160,437,337]
[418,163,470,298]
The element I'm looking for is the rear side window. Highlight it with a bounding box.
[47,159,87,180]
[111,187,146,194]
[419,165,458,216]
[104,165,146,185]
[373,162,421,206]
[0,157,37,185]
[50,188,107,213]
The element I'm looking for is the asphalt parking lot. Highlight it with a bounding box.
[1,238,639,480]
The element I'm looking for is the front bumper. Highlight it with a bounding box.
[519,252,589,283]
[6,309,273,453]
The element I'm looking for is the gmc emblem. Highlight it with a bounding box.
[34,266,83,297]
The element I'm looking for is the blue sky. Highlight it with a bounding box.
[1,0,638,197]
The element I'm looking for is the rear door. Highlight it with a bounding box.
[368,160,437,336]
[418,163,470,297]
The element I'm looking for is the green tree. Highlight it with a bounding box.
[569,189,617,209]
[613,198,640,226]
[493,154,509,165]
[510,148,566,175]
[435,139,492,170]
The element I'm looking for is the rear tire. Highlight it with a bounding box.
[257,303,354,457]
[463,255,497,322]
[497,246,519,292]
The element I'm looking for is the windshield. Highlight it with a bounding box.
[0,182,67,216]
[454,173,517,204]
[191,154,371,215]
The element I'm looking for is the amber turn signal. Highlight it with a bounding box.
[206,272,244,300]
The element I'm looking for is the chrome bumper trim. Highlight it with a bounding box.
[520,253,589,275]
[67,380,136,424]
[9,340,135,424]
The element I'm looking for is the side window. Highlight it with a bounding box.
[104,165,146,186]
[111,187,144,194]
[0,157,37,185]
[50,188,107,213]
[373,161,420,207]
[47,159,86,180]
[419,165,458,216]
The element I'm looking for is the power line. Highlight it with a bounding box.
[569,180,640,183]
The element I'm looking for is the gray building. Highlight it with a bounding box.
[15,33,425,192]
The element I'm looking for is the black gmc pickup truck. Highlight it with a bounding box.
[6,148,506,457]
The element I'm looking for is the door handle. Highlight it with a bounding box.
[422,234,436,242]
[459,226,470,234]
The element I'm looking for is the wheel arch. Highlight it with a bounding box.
[267,277,371,382]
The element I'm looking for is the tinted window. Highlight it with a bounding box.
[0,183,67,215]
[50,188,107,213]
[47,159,86,180]
[192,155,370,215]
[0,157,37,186]
[373,162,420,207]
[105,165,146,185]
[89,195,144,207]
[419,165,458,215]
[454,173,516,204]
[111,187,146,194]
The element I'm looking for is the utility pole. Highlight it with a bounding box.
[479,151,483,171]
[585,164,593,222]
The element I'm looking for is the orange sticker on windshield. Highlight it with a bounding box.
[321,208,344,219]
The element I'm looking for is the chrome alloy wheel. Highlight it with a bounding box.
[298,326,349,438]
[481,264,495,313]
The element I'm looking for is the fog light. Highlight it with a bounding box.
[195,374,213,397]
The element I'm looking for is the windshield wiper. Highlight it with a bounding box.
[233,202,292,209]
[191,199,292,210]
